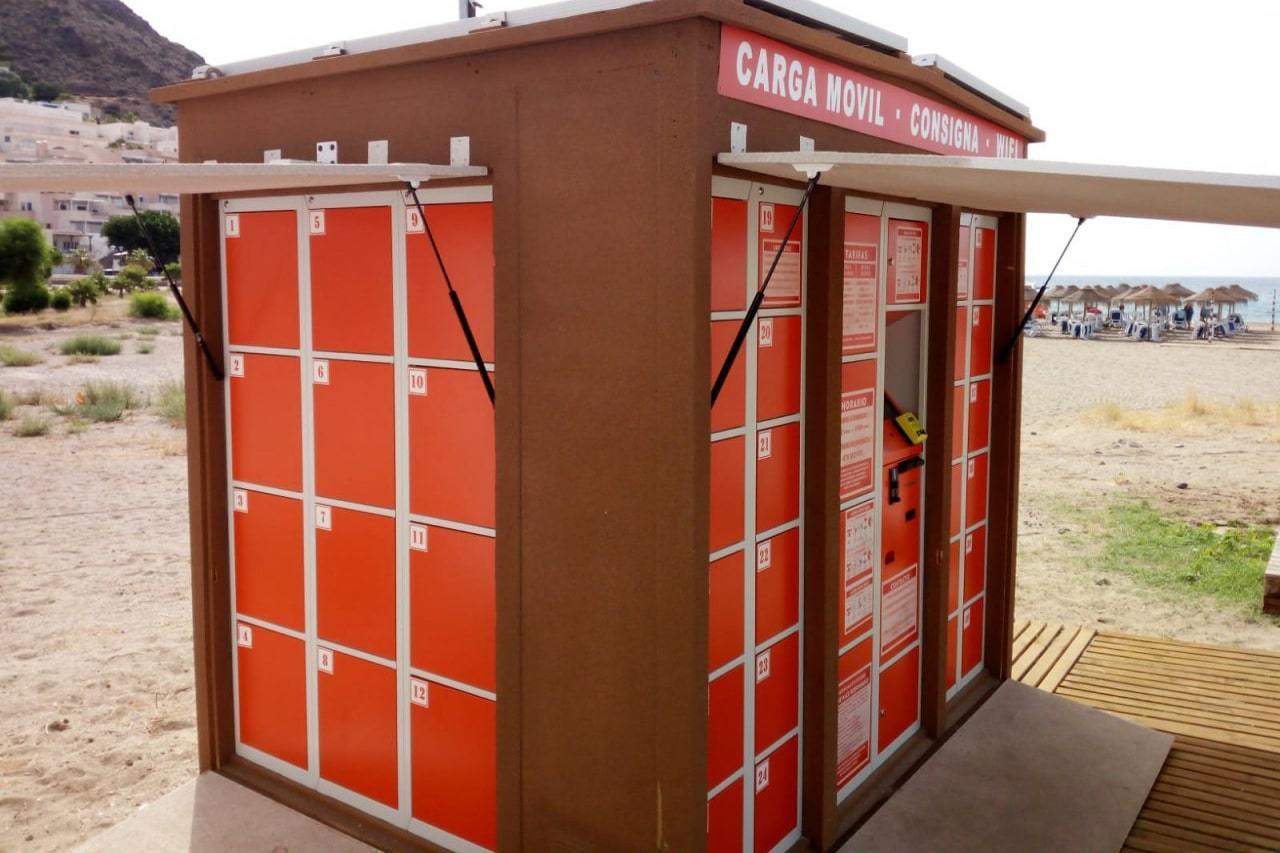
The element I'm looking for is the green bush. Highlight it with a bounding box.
[50,289,72,311]
[66,275,102,307]
[154,379,185,427]
[61,380,144,423]
[128,291,177,320]
[60,334,122,356]
[3,283,50,314]
[163,261,182,281]
[113,264,149,296]
[137,341,154,355]
[0,344,43,367]
[0,389,12,420]
[13,415,50,437]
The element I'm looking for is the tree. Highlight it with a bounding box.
[30,80,63,101]
[0,68,29,99]
[101,210,180,267]
[68,247,99,275]
[113,264,149,297]
[0,219,57,313]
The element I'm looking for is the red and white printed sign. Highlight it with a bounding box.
[880,564,919,658]
[760,237,802,307]
[842,241,877,353]
[842,502,875,637]
[836,663,871,787]
[840,387,875,500]
[717,25,1026,159]
[890,223,924,303]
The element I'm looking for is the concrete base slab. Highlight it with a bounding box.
[75,772,375,853]
[844,680,1172,853]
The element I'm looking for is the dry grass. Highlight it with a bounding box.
[0,298,130,331]
[1088,390,1280,438]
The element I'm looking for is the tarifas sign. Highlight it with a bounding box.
[717,25,1026,159]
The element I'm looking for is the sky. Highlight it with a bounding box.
[121,0,1280,277]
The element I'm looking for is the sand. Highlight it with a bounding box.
[0,315,1277,851]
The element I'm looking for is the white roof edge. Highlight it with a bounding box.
[207,0,655,78]
[0,162,488,194]
[747,0,907,52]
[716,151,1280,228]
[912,54,1029,118]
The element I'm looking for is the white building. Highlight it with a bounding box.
[0,97,180,256]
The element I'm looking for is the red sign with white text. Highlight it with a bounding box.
[718,25,1026,159]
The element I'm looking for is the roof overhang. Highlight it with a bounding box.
[717,151,1280,228]
[0,162,487,194]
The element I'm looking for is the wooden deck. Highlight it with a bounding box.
[1011,621,1280,852]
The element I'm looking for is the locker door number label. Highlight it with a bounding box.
[309,210,326,235]
[970,383,979,403]
[236,623,253,647]
[758,318,774,348]
[312,359,330,385]
[228,353,245,378]
[963,608,972,629]
[755,648,771,683]
[756,539,772,572]
[408,367,428,396]
[410,677,430,708]
[409,523,429,552]
[973,310,981,327]
[405,207,425,234]
[232,488,249,513]
[315,504,332,531]
[317,647,334,674]
[759,203,775,233]
[965,533,974,554]
[968,459,976,479]
[224,213,240,238]
[755,758,770,793]
[757,430,772,460]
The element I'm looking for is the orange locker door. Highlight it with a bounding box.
[950,461,963,538]
[753,735,798,853]
[410,525,496,693]
[962,598,986,677]
[224,209,299,349]
[953,306,968,381]
[754,632,798,753]
[950,383,965,462]
[956,224,971,302]
[755,315,801,422]
[967,378,991,453]
[710,437,745,554]
[971,226,996,301]
[970,304,994,377]
[877,646,920,752]
[709,551,745,672]
[708,667,745,790]
[308,206,394,356]
[411,681,497,850]
[313,359,395,509]
[711,320,746,433]
[886,219,929,305]
[946,617,959,691]
[948,540,960,615]
[966,453,990,527]
[708,780,745,853]
[317,649,398,808]
[711,197,748,312]
[755,422,800,534]
[232,490,304,633]
[409,366,495,528]
[228,353,302,492]
[236,622,307,770]
[315,505,396,661]
[406,202,494,363]
[964,524,987,603]
[755,527,799,644]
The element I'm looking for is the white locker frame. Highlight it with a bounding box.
[709,175,807,853]
[836,196,933,804]
[947,212,999,701]
[220,185,496,853]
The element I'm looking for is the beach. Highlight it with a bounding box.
[0,317,1277,850]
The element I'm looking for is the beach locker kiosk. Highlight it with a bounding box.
[159,0,1041,849]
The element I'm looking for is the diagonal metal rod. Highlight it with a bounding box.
[997,215,1087,364]
[125,194,224,381]
[404,183,495,406]
[710,173,820,407]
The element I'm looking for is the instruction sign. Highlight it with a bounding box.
[840,387,875,500]
[890,222,924,303]
[759,202,802,307]
[880,564,919,658]
[842,242,878,353]
[836,662,872,787]
[842,502,874,638]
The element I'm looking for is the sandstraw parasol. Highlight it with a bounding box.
[1125,285,1176,322]
[1183,286,1233,323]
[1060,286,1110,318]
[1162,282,1193,300]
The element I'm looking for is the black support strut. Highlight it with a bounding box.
[997,216,1087,364]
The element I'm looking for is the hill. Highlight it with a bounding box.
[0,0,204,126]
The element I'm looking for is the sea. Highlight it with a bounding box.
[1024,275,1280,326]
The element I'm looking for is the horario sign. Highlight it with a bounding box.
[718,25,1027,159]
